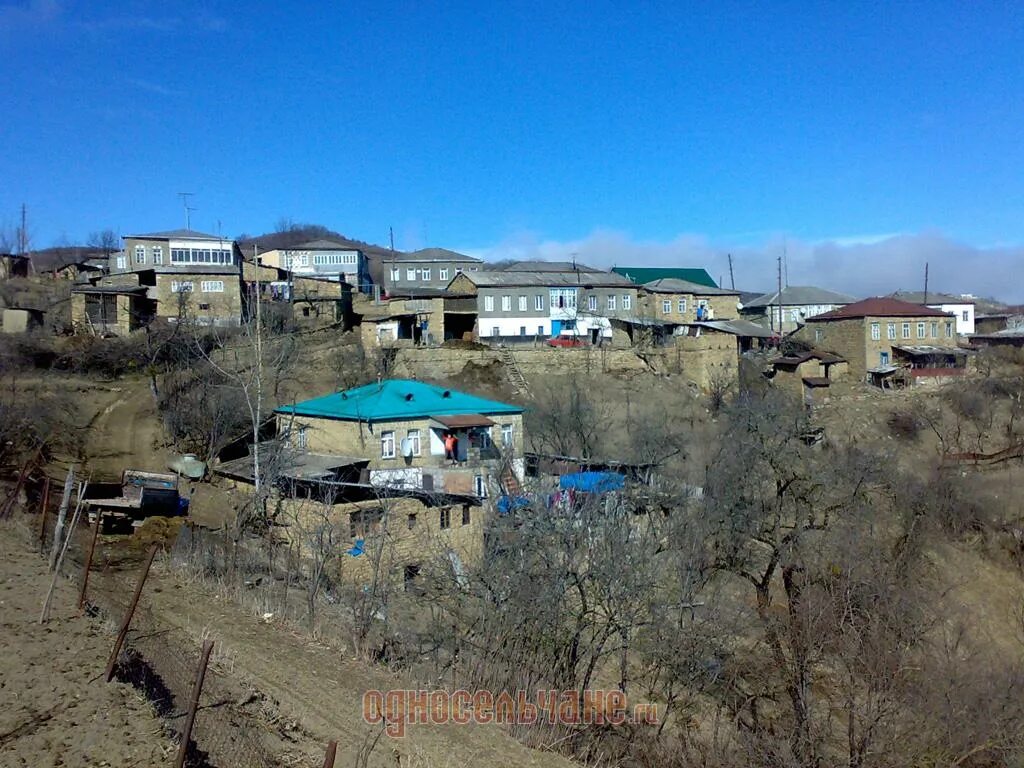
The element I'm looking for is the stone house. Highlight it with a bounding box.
[741,285,856,334]
[70,285,154,335]
[372,248,483,293]
[888,290,976,335]
[257,239,370,293]
[795,297,958,379]
[107,229,244,326]
[639,278,741,323]
[447,269,639,345]
[274,379,525,498]
[767,350,848,406]
[0,253,29,279]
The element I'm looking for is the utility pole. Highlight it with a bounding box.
[727,253,735,290]
[923,262,929,306]
[776,254,783,333]
[783,239,789,288]
[20,203,34,275]
[177,193,194,230]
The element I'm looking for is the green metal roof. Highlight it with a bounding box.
[276,379,522,423]
[612,266,717,288]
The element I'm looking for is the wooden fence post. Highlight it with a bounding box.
[174,639,215,768]
[322,740,338,768]
[37,478,50,554]
[48,466,75,571]
[104,544,157,682]
[78,511,102,610]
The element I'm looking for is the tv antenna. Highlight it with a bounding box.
[177,192,194,230]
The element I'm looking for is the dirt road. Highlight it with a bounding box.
[83,381,166,478]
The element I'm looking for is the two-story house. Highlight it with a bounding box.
[888,291,976,335]
[372,248,483,293]
[795,297,960,379]
[275,379,525,497]
[257,239,370,292]
[446,268,639,344]
[639,278,741,323]
[108,229,244,326]
[741,286,856,334]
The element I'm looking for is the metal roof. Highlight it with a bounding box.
[499,260,599,272]
[888,290,975,305]
[126,228,228,241]
[893,345,968,356]
[216,447,368,482]
[380,247,482,264]
[642,278,739,295]
[806,297,951,321]
[455,269,633,288]
[276,379,522,423]
[612,266,717,288]
[286,239,361,251]
[687,319,777,338]
[743,285,856,308]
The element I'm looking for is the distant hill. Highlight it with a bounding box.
[236,225,394,259]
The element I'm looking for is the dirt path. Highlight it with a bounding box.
[82,380,166,478]
[91,563,576,768]
[0,522,172,768]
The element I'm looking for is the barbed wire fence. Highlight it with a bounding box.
[29,484,307,768]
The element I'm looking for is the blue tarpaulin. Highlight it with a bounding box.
[346,538,365,557]
[558,471,625,494]
[497,495,531,514]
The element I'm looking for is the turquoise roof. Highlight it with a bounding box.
[276,379,522,423]
[612,266,717,288]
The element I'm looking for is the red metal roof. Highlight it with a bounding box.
[805,297,950,321]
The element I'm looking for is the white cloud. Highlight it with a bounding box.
[465,229,1024,303]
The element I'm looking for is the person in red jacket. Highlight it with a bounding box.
[444,432,458,464]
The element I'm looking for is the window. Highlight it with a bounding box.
[607,295,616,311]
[678,298,687,314]
[198,302,210,310]
[549,288,576,310]
[421,267,431,281]
[134,245,146,265]
[520,326,526,336]
[390,267,400,281]
[407,513,417,529]
[201,280,224,293]
[588,295,598,311]
[815,329,823,343]
[116,254,126,269]
[887,322,896,340]
[381,430,396,459]
[534,294,544,311]
[622,294,631,310]
[962,310,969,322]
[440,507,451,529]
[662,300,671,314]
[350,508,383,538]
[492,326,500,337]
[930,321,938,338]
[902,322,911,339]
[406,429,421,457]
[462,505,471,526]
[169,247,233,265]
[406,268,416,281]
[698,299,709,310]
[439,268,449,281]
[484,296,494,312]
[501,423,513,447]
[296,426,308,450]
[474,475,487,498]
[538,325,544,335]
[152,246,163,265]
[946,321,954,337]
[518,295,527,312]
[170,280,194,293]
[917,322,926,339]
[501,295,511,311]
[870,322,880,341]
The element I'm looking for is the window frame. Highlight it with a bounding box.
[483,295,494,312]
[587,295,598,312]
[622,294,632,310]
[534,294,544,311]
[902,322,911,339]
[439,267,449,281]
[501,295,512,312]
[407,428,421,457]
[440,507,451,529]
[887,322,896,340]
[678,298,687,314]
[518,295,527,312]
[917,322,926,339]
[501,423,513,447]
[870,322,881,341]
[607,295,617,311]
[134,245,146,265]
[662,299,671,315]
[381,430,396,459]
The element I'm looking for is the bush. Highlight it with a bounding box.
[887,409,922,439]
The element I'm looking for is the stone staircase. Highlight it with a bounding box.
[498,346,531,397]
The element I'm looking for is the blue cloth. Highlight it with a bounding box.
[346,538,365,557]
[558,471,625,494]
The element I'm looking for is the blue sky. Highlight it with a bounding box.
[2,1,1023,299]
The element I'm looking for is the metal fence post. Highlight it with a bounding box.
[174,639,215,768]
[104,544,157,682]
[78,511,102,610]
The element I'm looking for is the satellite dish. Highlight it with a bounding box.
[400,438,414,457]
[736,301,744,310]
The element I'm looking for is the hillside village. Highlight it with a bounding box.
[2,224,1024,768]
